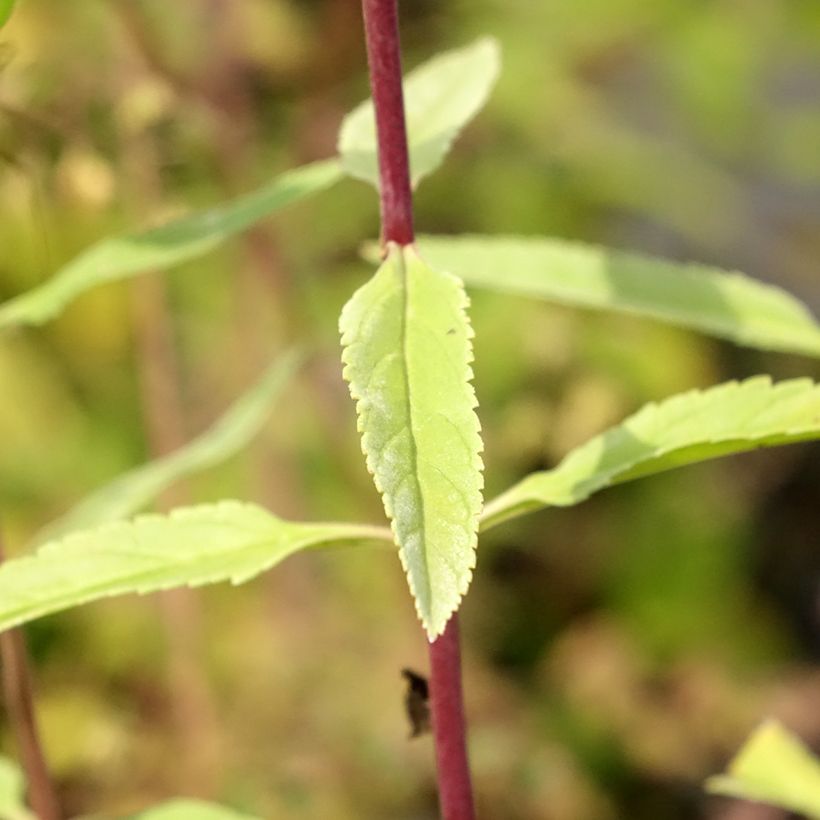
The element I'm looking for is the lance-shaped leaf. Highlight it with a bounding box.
[133,799,261,820]
[340,245,483,638]
[36,349,301,543]
[706,721,820,818]
[417,235,820,358]
[0,160,342,330]
[339,38,500,189]
[0,501,390,633]
[483,377,820,531]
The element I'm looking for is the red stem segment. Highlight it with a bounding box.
[360,0,415,245]
[358,2,474,816]
[428,614,475,820]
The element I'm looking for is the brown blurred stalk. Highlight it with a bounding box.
[0,534,61,820]
[118,48,223,789]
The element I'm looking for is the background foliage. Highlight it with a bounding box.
[0,1,818,817]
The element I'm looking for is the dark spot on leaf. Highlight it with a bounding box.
[401,668,430,738]
[447,328,456,335]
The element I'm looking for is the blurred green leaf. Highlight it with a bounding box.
[706,721,820,817]
[0,0,15,28]
[0,160,342,330]
[0,501,390,633]
[483,377,820,530]
[0,757,33,820]
[418,235,820,358]
[340,245,483,638]
[35,349,301,544]
[131,798,260,820]
[338,38,500,189]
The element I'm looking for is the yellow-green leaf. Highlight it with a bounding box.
[0,160,342,330]
[707,721,820,818]
[132,799,260,820]
[340,244,483,637]
[35,349,300,543]
[0,502,390,633]
[338,38,500,189]
[483,377,820,531]
[418,234,820,359]
[0,0,16,28]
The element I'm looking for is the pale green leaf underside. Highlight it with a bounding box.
[340,245,483,638]
[483,377,820,530]
[0,502,390,633]
[338,37,500,189]
[0,160,342,330]
[35,349,300,544]
[418,235,820,358]
[0,757,32,820]
[706,721,820,818]
[132,799,260,820]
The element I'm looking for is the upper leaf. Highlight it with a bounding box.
[340,245,483,638]
[35,349,300,543]
[706,721,820,818]
[338,38,500,190]
[0,501,390,633]
[0,160,342,330]
[483,377,820,530]
[132,799,261,820]
[418,234,820,359]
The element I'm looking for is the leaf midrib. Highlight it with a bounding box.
[397,250,432,608]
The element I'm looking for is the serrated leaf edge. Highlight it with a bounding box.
[340,245,484,638]
[0,501,391,632]
[483,375,820,527]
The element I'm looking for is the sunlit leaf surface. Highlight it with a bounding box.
[340,244,483,637]
[707,721,820,818]
[418,234,820,358]
[0,502,390,633]
[483,377,820,530]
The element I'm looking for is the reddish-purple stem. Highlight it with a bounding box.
[361,0,415,245]
[428,614,475,819]
[358,2,475,816]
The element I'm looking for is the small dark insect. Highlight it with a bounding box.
[446,328,456,335]
[401,668,431,738]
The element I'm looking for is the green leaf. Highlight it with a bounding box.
[0,502,390,633]
[417,235,820,358]
[132,799,260,820]
[483,377,820,531]
[35,349,301,544]
[0,160,342,330]
[706,721,820,817]
[0,0,16,28]
[0,757,33,820]
[340,244,483,638]
[338,38,500,189]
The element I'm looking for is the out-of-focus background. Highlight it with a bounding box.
[0,1,819,817]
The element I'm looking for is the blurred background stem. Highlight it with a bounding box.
[0,531,61,820]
